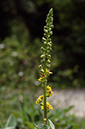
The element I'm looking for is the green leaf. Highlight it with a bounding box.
[3,127,15,129]
[5,114,16,129]
[48,119,55,129]
[34,123,45,129]
[34,123,41,129]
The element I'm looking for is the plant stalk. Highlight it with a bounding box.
[44,37,48,125]
[44,79,47,125]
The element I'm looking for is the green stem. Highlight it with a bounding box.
[44,78,47,124]
[44,59,47,125]
[44,38,48,125]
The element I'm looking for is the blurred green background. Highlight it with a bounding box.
[0,0,85,88]
[0,0,85,128]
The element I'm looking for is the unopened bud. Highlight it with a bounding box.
[48,55,51,58]
[44,29,48,33]
[42,37,46,41]
[41,69,44,73]
[43,118,47,122]
[44,42,46,45]
[40,54,45,58]
[38,65,42,68]
[47,60,50,63]
[50,31,53,35]
[51,25,54,28]
[49,28,51,31]
[41,47,45,51]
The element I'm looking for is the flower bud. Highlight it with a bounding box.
[47,64,51,68]
[48,43,52,47]
[49,28,51,31]
[38,65,42,68]
[43,118,47,122]
[50,31,53,35]
[44,29,48,33]
[41,47,45,51]
[47,60,50,63]
[44,26,47,29]
[51,25,54,28]
[41,69,44,73]
[48,55,51,58]
[42,37,46,41]
[40,54,45,58]
[44,42,46,45]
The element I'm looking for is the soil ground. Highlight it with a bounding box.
[50,88,85,118]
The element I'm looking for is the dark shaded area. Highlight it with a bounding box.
[0,0,55,39]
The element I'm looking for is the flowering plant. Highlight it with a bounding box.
[35,8,55,129]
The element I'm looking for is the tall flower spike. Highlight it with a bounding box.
[36,8,54,127]
[41,8,54,70]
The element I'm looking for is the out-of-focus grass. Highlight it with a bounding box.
[0,86,36,128]
[0,86,85,129]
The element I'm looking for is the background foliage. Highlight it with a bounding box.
[0,0,85,88]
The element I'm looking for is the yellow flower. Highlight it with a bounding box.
[38,74,46,82]
[46,86,53,97]
[49,91,53,96]
[46,86,51,90]
[36,95,43,104]
[39,95,43,99]
[46,69,50,73]
[46,69,53,75]
[41,74,46,78]
[41,105,44,109]
[49,104,53,109]
[46,102,50,108]
[38,77,42,82]
[46,90,53,97]
[46,102,53,109]
[36,99,40,104]
[41,102,53,110]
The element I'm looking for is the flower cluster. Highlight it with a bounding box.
[38,8,53,77]
[38,73,46,82]
[38,70,52,83]
[36,8,54,125]
[41,102,53,110]
[46,86,53,97]
[36,86,53,111]
[36,95,43,104]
